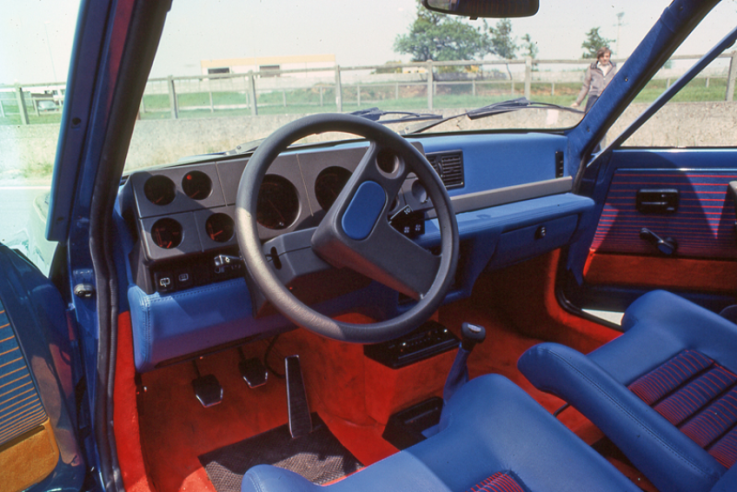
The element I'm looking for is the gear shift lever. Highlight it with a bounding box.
[443,323,486,403]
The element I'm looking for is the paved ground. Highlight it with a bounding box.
[0,185,50,242]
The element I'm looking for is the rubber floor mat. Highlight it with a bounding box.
[199,414,363,491]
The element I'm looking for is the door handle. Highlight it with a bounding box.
[640,228,678,256]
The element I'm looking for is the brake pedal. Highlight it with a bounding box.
[285,355,312,438]
[239,352,268,388]
[191,360,223,407]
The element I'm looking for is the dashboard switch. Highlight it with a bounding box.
[176,271,193,289]
[155,272,174,293]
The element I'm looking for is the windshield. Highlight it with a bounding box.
[3,1,737,271]
[129,0,724,170]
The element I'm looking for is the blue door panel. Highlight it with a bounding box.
[567,148,737,313]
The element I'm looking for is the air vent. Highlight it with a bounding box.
[426,151,464,189]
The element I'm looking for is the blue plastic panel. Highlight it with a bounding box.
[487,214,579,270]
[413,133,569,196]
[342,181,386,240]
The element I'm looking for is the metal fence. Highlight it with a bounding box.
[3,52,736,125]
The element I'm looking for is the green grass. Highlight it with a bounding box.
[21,161,54,178]
[4,77,735,126]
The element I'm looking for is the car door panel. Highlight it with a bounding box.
[567,149,737,313]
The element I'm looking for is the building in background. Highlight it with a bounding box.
[200,54,335,78]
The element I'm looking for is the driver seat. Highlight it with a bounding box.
[241,374,641,492]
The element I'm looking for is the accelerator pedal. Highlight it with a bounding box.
[239,348,268,388]
[192,360,223,408]
[285,355,312,438]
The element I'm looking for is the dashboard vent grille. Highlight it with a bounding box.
[426,151,464,189]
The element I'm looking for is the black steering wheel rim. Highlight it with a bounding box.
[235,113,459,343]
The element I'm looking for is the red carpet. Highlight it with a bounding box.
[113,250,654,492]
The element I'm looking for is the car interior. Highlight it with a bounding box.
[3,0,737,491]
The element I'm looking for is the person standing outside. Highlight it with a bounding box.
[572,47,616,112]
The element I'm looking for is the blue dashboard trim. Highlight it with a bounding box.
[414,133,568,195]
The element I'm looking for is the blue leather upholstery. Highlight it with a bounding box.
[519,290,737,492]
[241,375,641,492]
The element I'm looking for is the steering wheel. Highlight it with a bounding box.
[235,113,459,343]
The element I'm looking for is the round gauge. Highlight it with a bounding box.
[257,175,299,230]
[144,176,176,206]
[205,213,234,243]
[315,166,352,211]
[182,171,212,200]
[377,148,401,175]
[151,218,183,249]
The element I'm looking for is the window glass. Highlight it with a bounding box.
[613,2,737,148]
[125,0,673,172]
[0,0,80,273]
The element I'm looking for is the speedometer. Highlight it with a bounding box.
[315,166,352,211]
[256,175,299,230]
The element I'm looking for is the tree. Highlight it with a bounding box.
[521,33,538,59]
[393,4,490,63]
[581,27,614,59]
[489,19,518,79]
[521,33,538,70]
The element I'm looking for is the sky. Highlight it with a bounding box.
[1,0,736,85]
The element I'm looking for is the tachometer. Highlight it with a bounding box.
[151,218,183,249]
[257,175,299,230]
[315,166,352,211]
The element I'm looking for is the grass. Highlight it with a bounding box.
[2,77,734,126]
[21,161,54,178]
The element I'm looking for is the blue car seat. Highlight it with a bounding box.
[241,374,640,492]
[520,290,737,492]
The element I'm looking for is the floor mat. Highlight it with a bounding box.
[198,414,362,491]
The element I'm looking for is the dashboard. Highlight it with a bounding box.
[123,142,464,295]
[118,133,593,372]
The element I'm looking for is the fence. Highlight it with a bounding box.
[3,52,737,125]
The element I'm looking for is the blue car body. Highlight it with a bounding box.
[2,0,736,491]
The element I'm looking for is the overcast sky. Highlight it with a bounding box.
[1,0,736,85]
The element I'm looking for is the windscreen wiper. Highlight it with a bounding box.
[226,137,267,156]
[403,98,584,135]
[350,107,442,125]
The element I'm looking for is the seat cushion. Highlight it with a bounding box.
[590,290,737,384]
[627,349,737,468]
[518,290,737,492]
[242,374,640,492]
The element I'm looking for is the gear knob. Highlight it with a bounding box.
[461,323,486,351]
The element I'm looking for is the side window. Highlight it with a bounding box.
[609,2,737,149]
[618,52,737,148]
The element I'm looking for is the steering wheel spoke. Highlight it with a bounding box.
[351,219,440,299]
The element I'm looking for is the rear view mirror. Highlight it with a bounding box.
[422,0,539,18]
